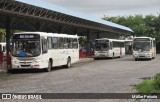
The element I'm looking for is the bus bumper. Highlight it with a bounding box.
[11,63,42,69]
[133,53,152,60]
[93,54,110,58]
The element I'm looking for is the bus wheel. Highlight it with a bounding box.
[46,61,52,72]
[135,58,137,61]
[7,69,12,73]
[66,58,71,68]
[94,58,97,60]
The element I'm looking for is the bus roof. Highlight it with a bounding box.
[133,37,155,40]
[15,32,78,38]
[124,39,133,42]
[95,38,125,42]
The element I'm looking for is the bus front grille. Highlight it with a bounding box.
[20,65,31,67]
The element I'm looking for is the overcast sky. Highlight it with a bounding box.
[43,0,160,18]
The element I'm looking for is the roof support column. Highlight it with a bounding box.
[6,16,11,55]
[86,30,91,57]
[58,25,62,33]
[6,16,12,69]
[96,33,100,39]
[35,22,41,31]
[74,28,78,34]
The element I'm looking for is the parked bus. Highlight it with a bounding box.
[94,38,125,59]
[133,37,156,61]
[10,32,79,72]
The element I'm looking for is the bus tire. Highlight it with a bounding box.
[135,58,137,61]
[152,54,155,59]
[94,58,98,60]
[7,69,12,73]
[66,58,71,68]
[46,61,52,72]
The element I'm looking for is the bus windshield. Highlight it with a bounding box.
[95,40,110,51]
[12,40,41,57]
[133,41,151,51]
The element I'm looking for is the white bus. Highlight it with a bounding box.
[10,32,79,72]
[94,38,125,59]
[133,37,156,61]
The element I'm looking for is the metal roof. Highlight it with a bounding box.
[15,0,133,32]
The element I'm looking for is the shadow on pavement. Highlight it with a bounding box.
[8,66,69,74]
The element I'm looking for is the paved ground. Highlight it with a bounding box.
[0,58,93,73]
[0,55,160,102]
[0,61,7,73]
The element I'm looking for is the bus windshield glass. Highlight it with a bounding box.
[133,38,151,51]
[95,40,110,51]
[12,34,41,57]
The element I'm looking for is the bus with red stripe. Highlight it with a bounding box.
[94,38,125,59]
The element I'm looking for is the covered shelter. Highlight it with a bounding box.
[0,0,133,55]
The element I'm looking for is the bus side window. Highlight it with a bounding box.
[47,37,52,49]
[110,42,113,49]
[72,38,78,49]
[52,37,58,49]
[42,39,48,54]
[58,37,64,49]
[153,40,156,47]
[68,38,72,49]
[64,38,69,49]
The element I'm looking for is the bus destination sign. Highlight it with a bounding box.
[134,38,150,42]
[95,40,109,43]
[13,34,40,39]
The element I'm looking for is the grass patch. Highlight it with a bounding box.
[136,73,160,93]
[136,80,155,93]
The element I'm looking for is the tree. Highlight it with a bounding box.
[0,29,6,42]
[79,36,87,48]
[103,14,160,41]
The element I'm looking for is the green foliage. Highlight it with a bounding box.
[0,29,23,42]
[153,73,160,90]
[136,73,160,93]
[0,29,6,42]
[79,36,87,47]
[136,80,155,93]
[103,15,160,41]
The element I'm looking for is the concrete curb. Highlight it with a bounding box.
[0,69,7,73]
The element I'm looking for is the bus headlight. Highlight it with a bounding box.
[133,52,138,56]
[33,58,40,63]
[12,58,19,64]
[146,52,151,56]
[94,52,98,56]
